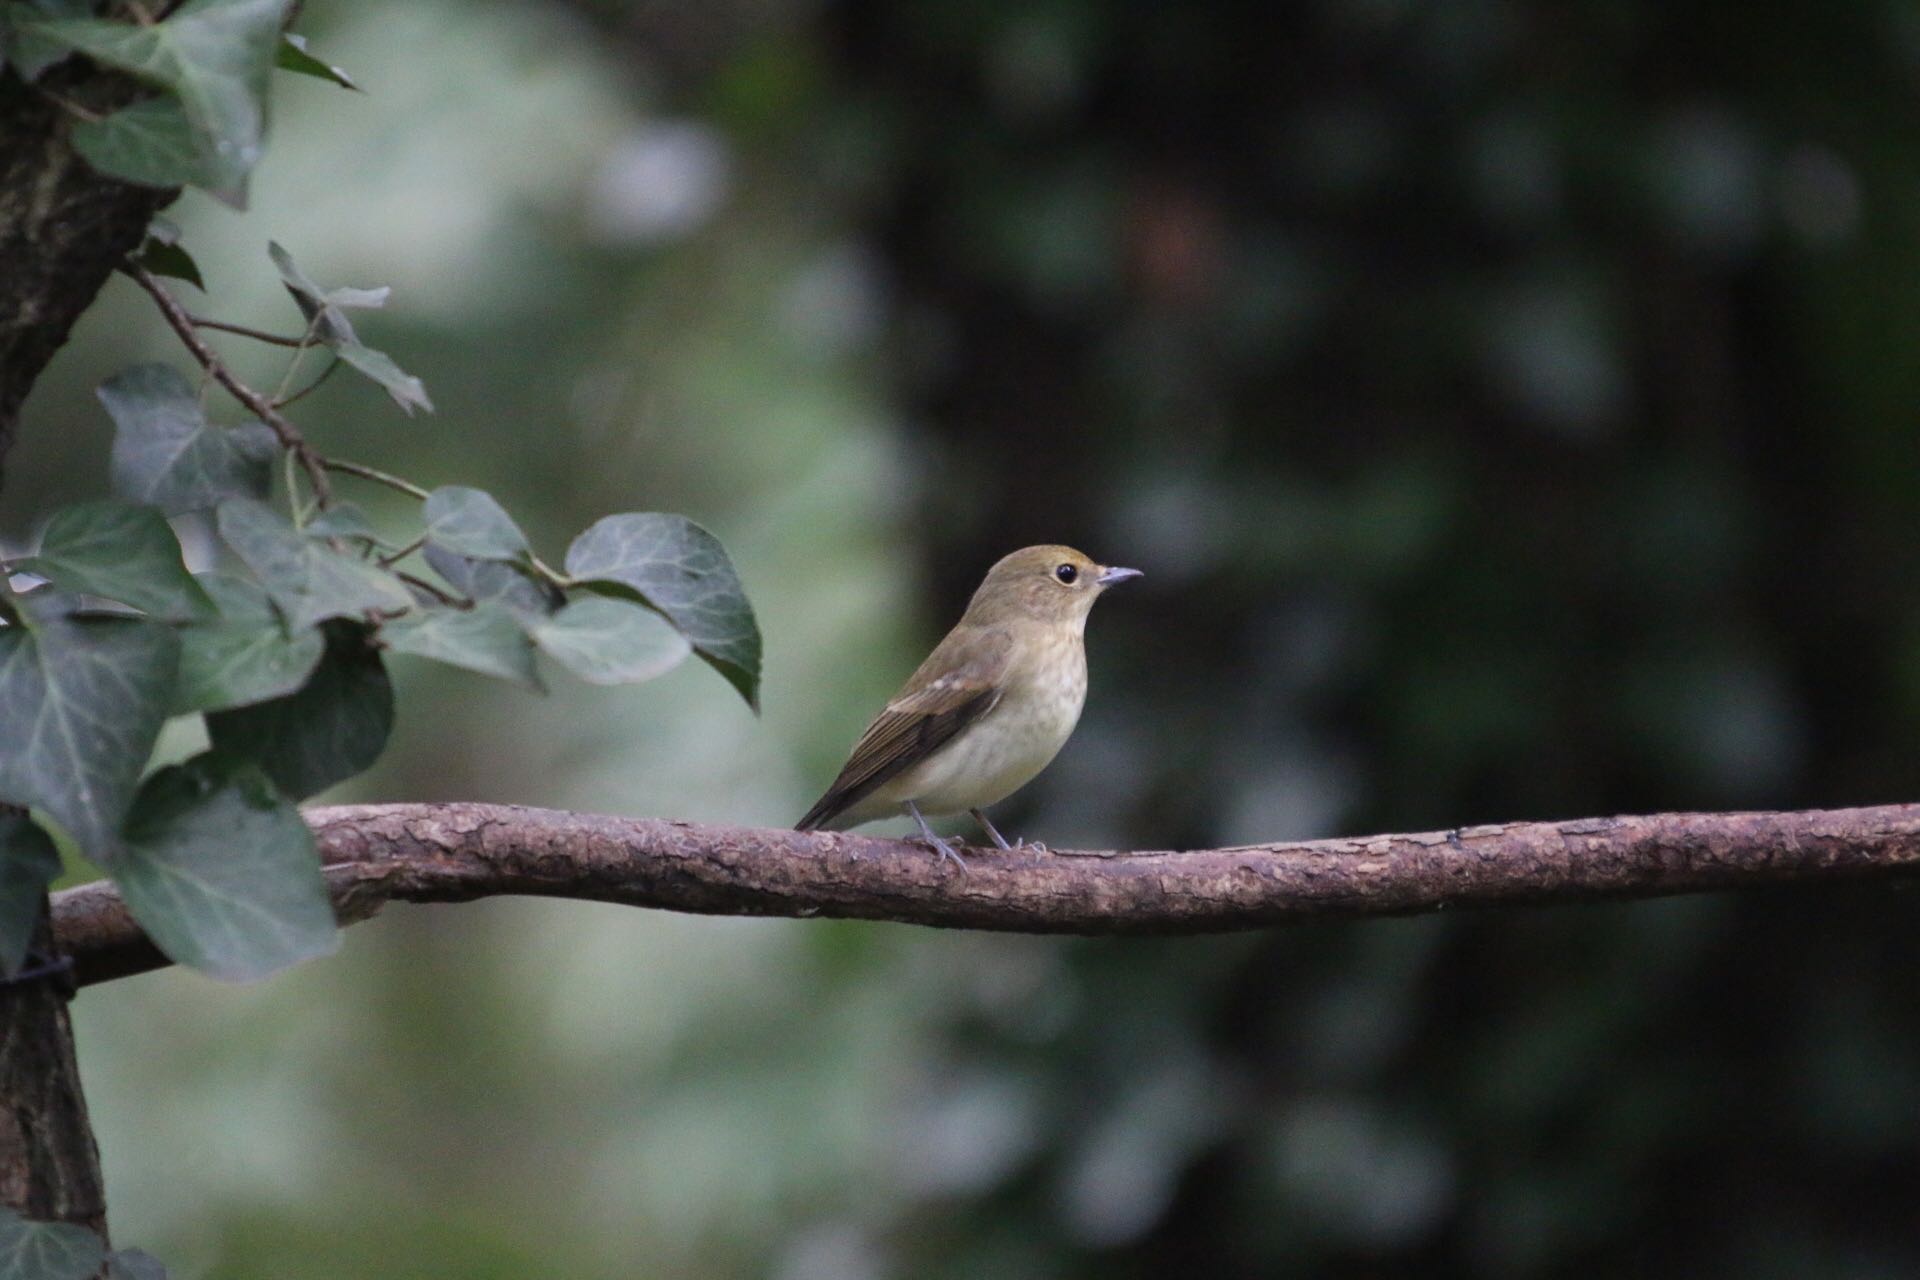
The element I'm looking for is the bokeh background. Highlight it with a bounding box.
[5,0,1920,1274]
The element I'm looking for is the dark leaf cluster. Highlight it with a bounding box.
[0,244,760,988]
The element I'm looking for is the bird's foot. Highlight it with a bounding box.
[908,802,969,870]
[915,833,969,870]
[1015,837,1049,855]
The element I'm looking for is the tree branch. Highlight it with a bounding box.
[53,801,1920,987]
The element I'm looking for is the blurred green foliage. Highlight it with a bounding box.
[7,0,1920,1275]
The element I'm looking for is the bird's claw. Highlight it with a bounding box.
[1016,838,1049,855]
[916,833,969,870]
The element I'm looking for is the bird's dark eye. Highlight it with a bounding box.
[1055,563,1078,584]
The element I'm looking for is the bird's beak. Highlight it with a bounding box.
[1096,566,1143,587]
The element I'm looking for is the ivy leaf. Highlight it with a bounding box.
[20,500,214,622]
[268,241,388,340]
[423,486,531,563]
[303,502,397,550]
[0,1207,105,1280]
[276,32,356,89]
[129,215,206,290]
[380,601,542,689]
[532,596,691,687]
[331,345,433,415]
[423,546,560,622]
[14,0,290,205]
[267,243,432,414]
[0,1,92,82]
[0,812,61,977]
[72,96,223,193]
[565,513,761,709]
[102,364,276,515]
[171,573,325,714]
[206,623,392,799]
[114,752,337,982]
[0,611,178,861]
[106,1250,170,1280]
[217,498,413,630]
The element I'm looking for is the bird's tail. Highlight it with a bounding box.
[796,790,856,832]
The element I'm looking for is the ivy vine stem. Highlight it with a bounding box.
[321,457,430,501]
[376,536,427,568]
[129,265,335,509]
[530,556,574,589]
[186,316,308,348]
[275,355,341,409]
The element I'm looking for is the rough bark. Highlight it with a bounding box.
[52,801,1920,987]
[0,63,172,491]
[0,895,105,1235]
[0,47,171,1233]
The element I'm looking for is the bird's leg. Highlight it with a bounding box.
[907,801,967,870]
[970,809,1047,855]
[969,808,1014,851]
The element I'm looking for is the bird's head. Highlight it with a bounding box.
[962,545,1142,629]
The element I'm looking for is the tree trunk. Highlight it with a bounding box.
[0,52,177,1230]
[0,880,106,1235]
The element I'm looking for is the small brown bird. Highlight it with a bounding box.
[796,545,1141,864]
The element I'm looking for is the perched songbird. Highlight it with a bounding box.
[796,545,1141,864]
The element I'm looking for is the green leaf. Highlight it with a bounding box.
[532,596,691,687]
[380,601,542,689]
[206,623,392,799]
[106,1249,170,1280]
[564,513,761,709]
[171,573,325,714]
[217,498,413,630]
[423,546,560,621]
[267,243,432,414]
[0,612,178,861]
[276,32,356,89]
[0,1,90,81]
[0,1207,104,1280]
[129,215,207,290]
[20,500,214,622]
[114,752,336,982]
[332,344,432,414]
[15,0,290,205]
[103,364,276,515]
[72,95,223,192]
[0,812,61,977]
[266,241,385,341]
[303,502,397,550]
[423,486,530,563]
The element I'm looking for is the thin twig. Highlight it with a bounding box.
[395,571,465,606]
[275,354,342,409]
[32,86,105,125]
[187,316,308,348]
[323,457,430,501]
[377,535,427,568]
[267,311,326,409]
[128,265,334,508]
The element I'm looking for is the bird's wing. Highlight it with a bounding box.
[796,626,1013,830]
